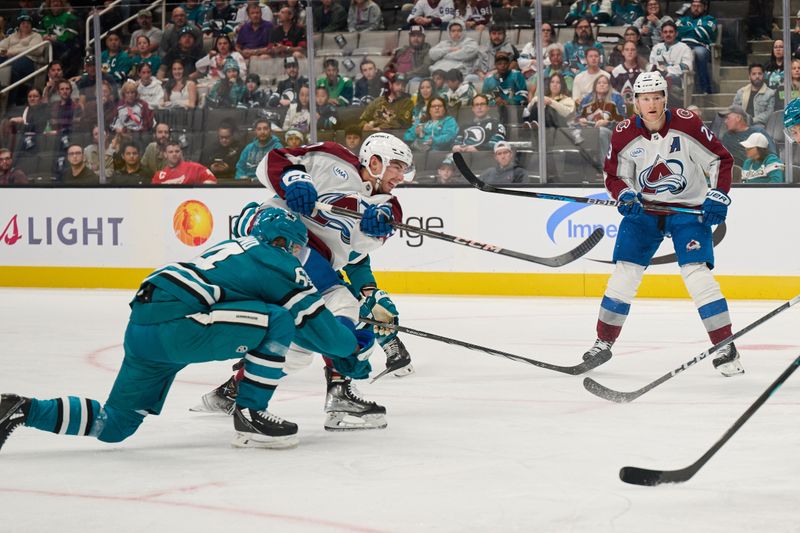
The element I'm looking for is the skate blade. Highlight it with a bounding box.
[189,396,235,415]
[393,363,415,378]
[231,432,299,449]
[324,413,387,432]
[717,361,745,377]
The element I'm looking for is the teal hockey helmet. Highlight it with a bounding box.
[784,98,800,143]
[251,207,308,254]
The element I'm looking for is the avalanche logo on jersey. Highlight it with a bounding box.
[309,192,354,245]
[637,155,687,195]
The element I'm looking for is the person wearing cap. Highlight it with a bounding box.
[386,25,431,83]
[313,0,347,32]
[195,34,247,82]
[481,51,528,106]
[407,0,455,29]
[359,72,414,131]
[442,68,476,110]
[284,129,304,149]
[476,24,519,79]
[206,58,247,108]
[129,10,162,55]
[354,58,387,106]
[101,31,134,85]
[235,3,273,59]
[731,63,776,127]
[0,13,43,105]
[316,58,354,107]
[719,105,777,166]
[75,55,118,102]
[429,19,480,81]
[235,118,283,180]
[267,5,307,58]
[435,155,463,184]
[158,26,203,80]
[740,132,784,183]
[160,7,204,57]
[275,56,309,107]
[479,141,528,184]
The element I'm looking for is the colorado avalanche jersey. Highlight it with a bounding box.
[604,108,732,206]
[256,142,401,270]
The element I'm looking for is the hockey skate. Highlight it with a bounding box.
[232,406,299,449]
[382,336,415,377]
[0,394,30,452]
[712,343,744,377]
[583,339,613,362]
[190,376,238,415]
[324,367,387,431]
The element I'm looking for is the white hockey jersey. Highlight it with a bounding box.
[256,142,401,270]
[647,41,693,77]
[407,0,455,24]
[604,108,733,207]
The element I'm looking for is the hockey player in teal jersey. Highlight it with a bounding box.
[0,208,376,452]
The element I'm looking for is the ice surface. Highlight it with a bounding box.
[1,288,798,532]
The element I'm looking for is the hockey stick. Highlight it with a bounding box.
[314,202,604,267]
[452,153,703,216]
[360,317,611,376]
[620,353,800,486]
[583,295,800,403]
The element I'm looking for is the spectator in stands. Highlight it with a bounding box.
[40,0,81,77]
[8,1,39,31]
[206,59,246,108]
[79,79,116,133]
[523,73,576,128]
[235,3,273,60]
[203,0,238,39]
[435,155,463,184]
[182,0,211,26]
[240,73,269,108]
[564,18,606,74]
[612,0,643,26]
[152,141,217,184]
[479,141,527,184]
[354,59,387,106]
[101,32,134,85]
[234,0,274,29]
[0,14,44,105]
[84,125,115,174]
[131,36,162,78]
[610,40,644,113]
[732,64,775,127]
[442,68,476,110]
[42,61,78,104]
[410,78,435,122]
[386,25,432,83]
[464,0,492,31]
[518,22,556,79]
[161,7,204,57]
[274,56,308,106]
[676,0,717,94]
[129,10,162,55]
[482,52,528,107]
[287,0,306,27]
[135,63,164,110]
[142,122,171,175]
[576,75,626,127]
[161,60,198,109]
[477,25,519,80]
[648,21,692,107]
[348,0,383,31]
[2,87,48,149]
[607,26,649,72]
[431,69,447,95]
[634,0,673,49]
[572,48,609,104]
[314,0,347,32]
[360,72,415,131]
[407,0,455,29]
[430,20,480,82]
[64,143,99,185]
[111,81,155,133]
[236,119,283,180]
[776,59,800,106]
[764,40,785,92]
[565,0,611,26]
[159,26,203,79]
[404,96,458,150]
[284,128,304,148]
[0,148,27,185]
[537,43,576,94]
[719,105,777,166]
[452,93,506,152]
[75,56,118,104]
[48,79,79,141]
[110,142,149,185]
[196,34,247,83]
[268,5,307,58]
[316,58,354,107]
[739,132,784,183]
[282,84,311,134]
[202,124,242,180]
[315,86,339,129]
[345,127,363,152]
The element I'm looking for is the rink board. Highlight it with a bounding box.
[0,187,798,299]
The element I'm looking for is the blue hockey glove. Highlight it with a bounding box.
[362,289,398,337]
[282,169,317,216]
[701,189,730,227]
[617,190,643,219]
[360,203,394,237]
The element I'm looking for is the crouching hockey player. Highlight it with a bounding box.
[195,133,416,430]
[582,71,743,377]
[0,208,376,452]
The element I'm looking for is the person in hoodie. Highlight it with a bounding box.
[353,59,387,107]
[386,25,432,83]
[407,0,455,29]
[429,19,480,82]
[476,25,519,80]
[235,118,283,180]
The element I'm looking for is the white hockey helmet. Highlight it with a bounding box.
[633,71,668,97]
[359,132,416,184]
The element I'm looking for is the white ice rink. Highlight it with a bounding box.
[0,288,798,533]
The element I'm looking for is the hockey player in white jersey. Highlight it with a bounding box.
[582,71,743,376]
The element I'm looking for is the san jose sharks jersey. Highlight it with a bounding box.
[604,108,733,207]
[256,142,402,270]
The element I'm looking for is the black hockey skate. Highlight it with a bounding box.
[382,336,415,378]
[232,406,299,449]
[190,376,238,415]
[582,339,613,362]
[712,343,744,377]
[324,367,387,431]
[0,394,31,452]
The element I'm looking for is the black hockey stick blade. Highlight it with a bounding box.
[619,353,800,486]
[360,317,611,375]
[453,153,703,216]
[316,202,604,267]
[583,296,800,403]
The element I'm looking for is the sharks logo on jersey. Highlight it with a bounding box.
[638,155,687,195]
[463,126,488,146]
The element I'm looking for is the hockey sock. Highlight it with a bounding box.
[596,261,645,343]
[26,397,102,436]
[237,339,287,412]
[681,263,733,344]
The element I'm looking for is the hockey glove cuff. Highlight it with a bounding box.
[701,189,730,227]
[282,169,317,216]
[362,289,399,337]
[360,204,394,238]
[617,190,643,219]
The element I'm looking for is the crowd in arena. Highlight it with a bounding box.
[0,0,797,186]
